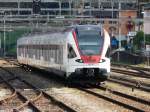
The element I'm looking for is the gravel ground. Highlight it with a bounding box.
[89,88,150,111]
[0,59,149,112]
[0,84,12,100]
[46,87,132,112]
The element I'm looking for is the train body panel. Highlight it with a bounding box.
[17,33,68,76]
[17,25,110,82]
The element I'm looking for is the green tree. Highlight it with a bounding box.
[145,34,150,44]
[133,31,144,49]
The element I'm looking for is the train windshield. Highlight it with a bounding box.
[76,26,103,55]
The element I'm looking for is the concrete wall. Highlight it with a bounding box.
[144,10,150,34]
[119,10,137,35]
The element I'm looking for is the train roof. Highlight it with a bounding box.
[17,32,67,45]
[66,24,102,30]
[75,24,102,29]
[62,24,103,34]
[17,25,103,45]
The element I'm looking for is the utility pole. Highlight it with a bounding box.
[111,0,114,19]
[117,2,121,62]
[3,13,6,57]
[0,34,1,49]
[80,0,84,16]
[118,2,121,50]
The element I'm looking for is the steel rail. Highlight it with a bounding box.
[108,78,150,92]
[0,66,77,112]
[110,75,150,87]
[112,63,150,72]
[18,77,77,112]
[2,59,150,111]
[0,75,41,112]
[78,87,147,112]
[96,85,150,105]
[0,89,16,104]
[111,68,150,78]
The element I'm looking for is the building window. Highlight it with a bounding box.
[20,2,32,8]
[0,2,18,8]
[41,2,59,8]
[61,2,69,8]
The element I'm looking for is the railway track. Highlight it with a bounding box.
[78,84,150,112]
[0,67,76,112]
[108,76,150,92]
[2,58,150,112]
[112,63,150,72]
[110,68,150,92]
[111,68,150,79]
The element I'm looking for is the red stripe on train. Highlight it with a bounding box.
[72,31,81,55]
[81,55,100,63]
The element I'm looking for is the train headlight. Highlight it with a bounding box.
[75,59,83,63]
[99,59,105,63]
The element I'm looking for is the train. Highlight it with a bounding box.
[17,25,110,84]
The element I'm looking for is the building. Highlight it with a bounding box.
[0,0,149,41]
[144,3,150,34]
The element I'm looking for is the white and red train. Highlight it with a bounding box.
[17,25,110,83]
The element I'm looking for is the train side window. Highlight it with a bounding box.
[34,45,36,59]
[106,47,111,58]
[32,45,34,58]
[24,46,26,57]
[40,45,42,58]
[28,45,30,58]
[44,45,46,60]
[18,46,20,56]
[49,47,52,59]
[68,44,77,59]
[25,45,27,57]
[37,45,39,60]
[21,47,22,56]
[41,45,44,58]
[48,46,50,61]
[31,45,33,58]
[44,45,47,61]
[58,46,63,64]
[23,46,24,57]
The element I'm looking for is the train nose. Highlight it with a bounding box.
[86,68,95,77]
[75,68,100,77]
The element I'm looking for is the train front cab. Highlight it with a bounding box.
[66,25,110,82]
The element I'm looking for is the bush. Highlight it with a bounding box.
[0,28,31,56]
[145,34,150,44]
[133,31,144,49]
